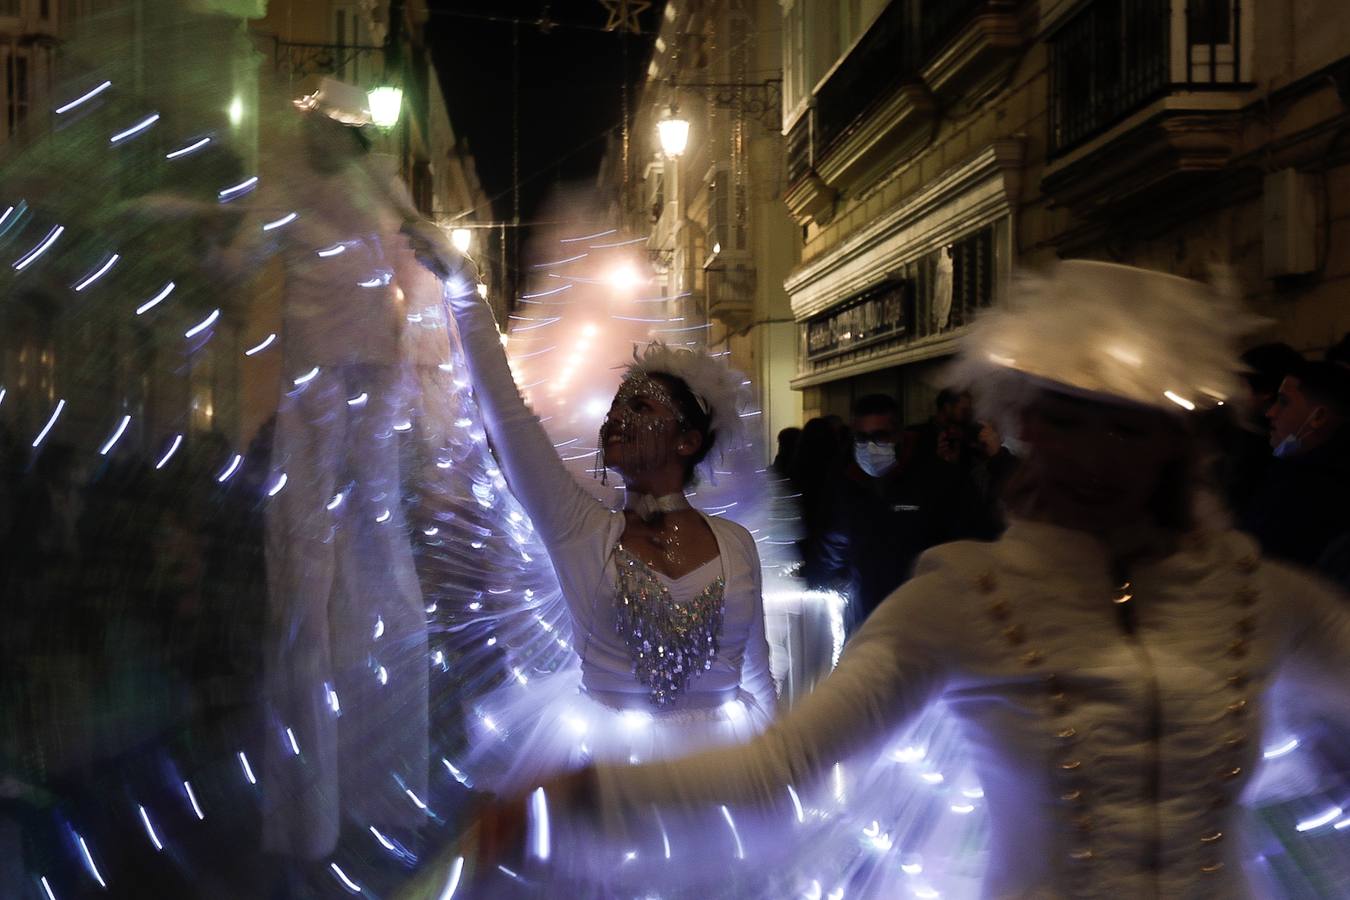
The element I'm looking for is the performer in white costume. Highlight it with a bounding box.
[415,236,778,792]
[459,261,1350,899]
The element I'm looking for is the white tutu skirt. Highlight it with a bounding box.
[465,663,770,797]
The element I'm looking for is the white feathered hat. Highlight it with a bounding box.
[293,76,372,127]
[950,260,1262,418]
[624,341,749,459]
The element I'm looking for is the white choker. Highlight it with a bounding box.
[627,491,692,523]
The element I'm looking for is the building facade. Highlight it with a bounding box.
[626,0,804,451]
[781,0,1350,423]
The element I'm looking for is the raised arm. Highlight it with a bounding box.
[588,567,952,822]
[431,260,607,549]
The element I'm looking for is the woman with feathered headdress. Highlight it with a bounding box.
[406,224,777,843]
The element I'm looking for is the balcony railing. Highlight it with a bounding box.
[1048,0,1245,156]
[786,0,985,186]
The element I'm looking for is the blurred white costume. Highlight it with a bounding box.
[259,79,430,859]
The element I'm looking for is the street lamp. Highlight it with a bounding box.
[657,107,690,158]
[367,86,403,128]
[451,227,472,254]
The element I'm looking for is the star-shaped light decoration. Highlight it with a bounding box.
[599,0,651,33]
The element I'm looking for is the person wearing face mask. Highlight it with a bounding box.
[1239,359,1350,570]
[816,394,937,631]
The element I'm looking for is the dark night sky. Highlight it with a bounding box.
[425,1,662,228]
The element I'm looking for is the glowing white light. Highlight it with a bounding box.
[405,788,427,810]
[528,786,551,861]
[901,862,923,875]
[1263,738,1300,759]
[13,225,64,271]
[950,803,975,814]
[293,366,320,386]
[477,282,488,299]
[97,415,132,457]
[40,875,56,900]
[359,277,385,287]
[1336,817,1350,830]
[326,492,345,510]
[623,851,638,863]
[893,745,926,764]
[227,96,244,126]
[451,228,472,253]
[32,399,65,448]
[260,472,288,497]
[393,420,413,432]
[377,665,389,685]
[347,392,368,407]
[368,86,403,127]
[262,212,298,231]
[920,772,945,784]
[914,889,939,899]
[110,113,160,143]
[435,856,465,900]
[244,333,276,356]
[370,825,397,851]
[154,434,184,470]
[657,112,691,157]
[166,136,212,159]
[786,784,805,823]
[184,308,220,338]
[286,727,301,756]
[605,263,643,292]
[327,686,342,714]
[55,79,112,113]
[218,176,258,200]
[75,253,120,291]
[443,758,472,786]
[374,616,385,639]
[1296,806,1342,832]
[0,387,5,408]
[375,509,392,524]
[136,281,176,315]
[961,787,985,798]
[77,834,107,888]
[719,805,745,859]
[138,805,164,851]
[217,454,243,483]
[1164,390,1196,411]
[424,526,440,536]
[329,862,362,894]
[317,243,347,257]
[183,780,205,819]
[862,820,892,851]
[238,750,257,784]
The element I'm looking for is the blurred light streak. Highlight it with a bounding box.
[98,415,131,455]
[135,281,175,315]
[244,333,276,356]
[217,454,243,483]
[138,805,164,851]
[74,253,120,290]
[156,435,184,469]
[218,176,258,200]
[166,137,212,159]
[110,113,160,143]
[184,308,220,338]
[55,79,111,113]
[13,225,64,271]
[31,399,65,448]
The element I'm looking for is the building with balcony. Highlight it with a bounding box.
[781,0,1350,423]
[625,0,803,450]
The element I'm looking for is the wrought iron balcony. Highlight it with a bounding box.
[1049,0,1247,156]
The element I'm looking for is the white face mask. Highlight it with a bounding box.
[1273,409,1318,459]
[855,441,896,478]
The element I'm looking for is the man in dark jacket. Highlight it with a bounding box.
[1240,360,1350,569]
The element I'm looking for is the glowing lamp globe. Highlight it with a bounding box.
[657,113,690,158]
[367,87,403,128]
[451,228,472,254]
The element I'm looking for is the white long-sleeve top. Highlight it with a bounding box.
[450,291,777,716]
[591,519,1350,898]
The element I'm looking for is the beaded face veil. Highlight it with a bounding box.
[596,371,695,481]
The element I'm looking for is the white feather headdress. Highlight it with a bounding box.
[624,341,749,461]
[949,260,1264,424]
